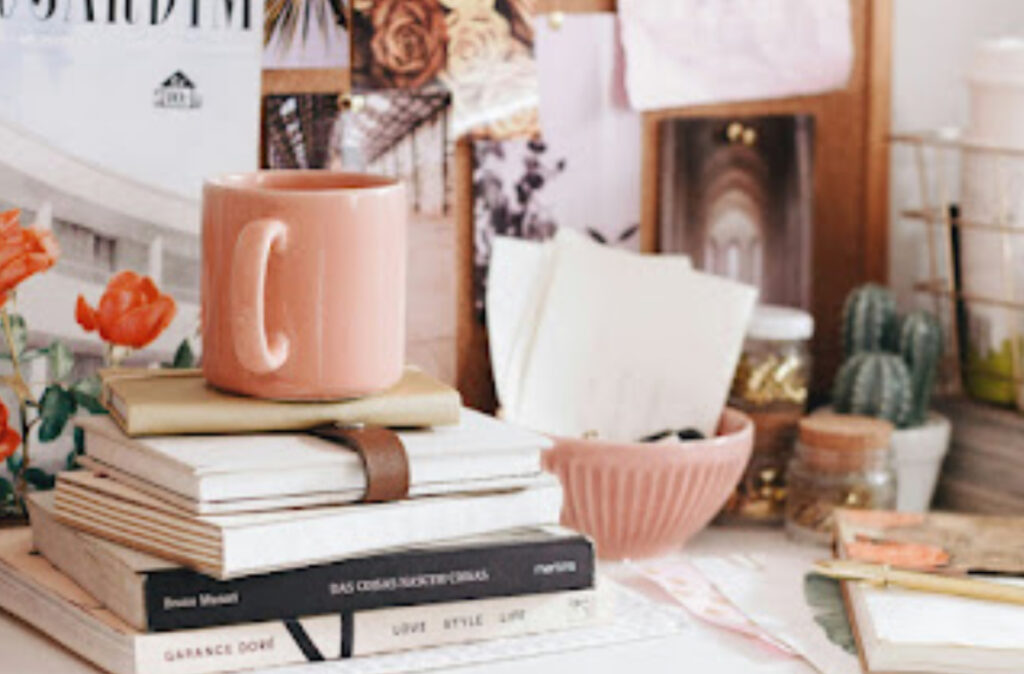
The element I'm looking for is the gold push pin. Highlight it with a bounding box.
[339,93,366,113]
[548,10,564,29]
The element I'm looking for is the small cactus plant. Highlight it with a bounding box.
[899,310,944,426]
[841,283,899,357]
[833,352,914,427]
[833,285,944,429]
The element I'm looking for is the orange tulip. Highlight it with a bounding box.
[76,270,176,349]
[0,399,20,462]
[0,209,59,304]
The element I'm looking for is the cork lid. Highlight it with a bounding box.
[798,414,893,451]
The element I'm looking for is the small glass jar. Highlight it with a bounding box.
[785,415,897,545]
[720,306,813,525]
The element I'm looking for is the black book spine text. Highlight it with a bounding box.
[144,537,593,631]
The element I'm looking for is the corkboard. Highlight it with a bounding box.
[255,0,892,412]
[455,0,892,411]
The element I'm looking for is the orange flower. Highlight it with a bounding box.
[76,270,176,349]
[0,400,20,462]
[0,209,60,305]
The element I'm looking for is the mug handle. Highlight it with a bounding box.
[231,218,289,374]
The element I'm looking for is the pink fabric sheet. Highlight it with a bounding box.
[619,0,854,111]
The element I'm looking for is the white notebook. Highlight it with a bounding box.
[54,470,564,579]
[77,409,550,513]
[846,575,1024,673]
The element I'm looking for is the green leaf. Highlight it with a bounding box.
[23,467,55,490]
[6,453,22,476]
[65,449,80,471]
[73,426,85,454]
[170,339,196,369]
[72,391,106,414]
[5,347,46,362]
[804,574,857,654]
[1,313,26,357]
[0,477,11,504]
[71,375,106,415]
[38,385,76,442]
[47,340,74,381]
[71,374,102,398]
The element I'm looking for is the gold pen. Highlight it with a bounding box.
[813,559,1024,607]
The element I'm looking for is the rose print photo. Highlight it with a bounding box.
[352,0,538,138]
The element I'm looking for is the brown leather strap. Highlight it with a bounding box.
[309,426,410,503]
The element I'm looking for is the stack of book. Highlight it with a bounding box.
[0,368,601,674]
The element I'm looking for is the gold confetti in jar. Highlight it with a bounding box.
[720,306,813,525]
[785,414,897,545]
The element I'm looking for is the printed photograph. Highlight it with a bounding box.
[0,25,262,511]
[471,13,642,318]
[659,115,815,309]
[263,90,457,383]
[351,0,538,138]
[263,0,351,69]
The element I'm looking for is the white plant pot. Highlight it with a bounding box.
[890,412,952,512]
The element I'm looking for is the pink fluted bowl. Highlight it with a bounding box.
[542,408,754,560]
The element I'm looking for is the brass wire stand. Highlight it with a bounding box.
[891,130,1024,409]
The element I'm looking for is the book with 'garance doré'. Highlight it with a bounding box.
[28,492,594,633]
[0,529,605,674]
[100,366,462,436]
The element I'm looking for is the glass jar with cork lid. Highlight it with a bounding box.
[720,305,813,524]
[785,414,897,545]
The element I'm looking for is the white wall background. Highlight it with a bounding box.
[890,0,1024,304]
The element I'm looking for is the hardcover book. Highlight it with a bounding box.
[53,470,564,579]
[76,408,550,513]
[28,492,594,632]
[0,529,604,674]
[101,367,462,436]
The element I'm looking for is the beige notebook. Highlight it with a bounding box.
[101,367,461,436]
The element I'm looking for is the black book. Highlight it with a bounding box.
[27,493,593,632]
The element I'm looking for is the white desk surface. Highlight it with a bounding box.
[0,528,820,674]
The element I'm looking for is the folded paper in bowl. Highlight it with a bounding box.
[487,230,757,441]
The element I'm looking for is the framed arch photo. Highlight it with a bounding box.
[658,115,815,311]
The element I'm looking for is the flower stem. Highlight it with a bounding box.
[15,401,29,514]
[1,307,35,517]
[0,307,36,406]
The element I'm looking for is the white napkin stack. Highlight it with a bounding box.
[487,230,757,441]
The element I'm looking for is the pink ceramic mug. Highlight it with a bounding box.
[201,171,407,400]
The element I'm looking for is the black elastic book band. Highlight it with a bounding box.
[341,611,354,659]
[285,618,325,662]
